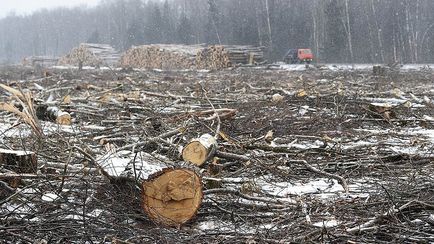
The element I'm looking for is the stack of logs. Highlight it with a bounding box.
[196,45,264,69]
[58,43,120,67]
[22,56,59,68]
[120,44,264,70]
[120,44,202,70]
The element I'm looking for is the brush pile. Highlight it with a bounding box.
[1,65,433,243]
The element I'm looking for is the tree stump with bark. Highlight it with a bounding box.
[141,168,203,227]
[0,149,37,173]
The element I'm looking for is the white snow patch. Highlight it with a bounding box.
[42,193,59,202]
[88,209,104,218]
[361,97,408,105]
[313,219,340,228]
[196,220,235,232]
[0,123,32,138]
[260,179,344,197]
[280,64,307,71]
[100,157,131,176]
[97,151,164,178]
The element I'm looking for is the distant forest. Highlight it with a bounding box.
[1,0,434,64]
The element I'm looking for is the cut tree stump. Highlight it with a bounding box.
[36,105,71,125]
[0,149,37,173]
[182,134,217,166]
[0,149,38,188]
[373,65,386,76]
[142,168,203,227]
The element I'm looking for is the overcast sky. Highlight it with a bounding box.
[0,0,101,18]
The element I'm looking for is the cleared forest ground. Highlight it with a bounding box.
[0,65,433,243]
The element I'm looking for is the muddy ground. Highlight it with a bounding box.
[0,65,433,243]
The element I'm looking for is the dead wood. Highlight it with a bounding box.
[182,134,217,166]
[142,168,203,227]
[36,104,71,125]
[0,149,37,173]
[1,66,434,243]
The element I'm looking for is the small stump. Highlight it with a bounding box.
[373,65,386,76]
[142,168,203,227]
[0,149,37,173]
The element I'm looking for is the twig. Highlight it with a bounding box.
[204,188,296,205]
[200,82,221,139]
[346,200,422,234]
[288,159,349,194]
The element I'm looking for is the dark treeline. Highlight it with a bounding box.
[1,0,434,64]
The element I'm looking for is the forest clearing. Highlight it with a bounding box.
[0,64,433,243]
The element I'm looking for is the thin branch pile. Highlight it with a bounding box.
[0,65,433,243]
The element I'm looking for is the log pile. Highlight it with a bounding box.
[22,56,59,68]
[196,45,265,69]
[120,44,202,70]
[58,43,120,67]
[120,44,264,70]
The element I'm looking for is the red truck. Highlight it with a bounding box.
[283,49,314,64]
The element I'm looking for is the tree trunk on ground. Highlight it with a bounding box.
[182,134,217,166]
[36,105,71,125]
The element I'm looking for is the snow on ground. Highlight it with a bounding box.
[52,65,117,71]
[41,193,59,202]
[97,151,165,178]
[279,63,434,72]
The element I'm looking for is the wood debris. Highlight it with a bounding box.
[1,65,434,243]
[142,168,203,227]
[120,44,264,70]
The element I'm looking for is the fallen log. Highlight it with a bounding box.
[36,105,71,125]
[142,168,203,227]
[182,134,217,166]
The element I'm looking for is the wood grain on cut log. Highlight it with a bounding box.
[36,105,71,125]
[0,149,37,173]
[182,134,217,166]
[142,168,203,227]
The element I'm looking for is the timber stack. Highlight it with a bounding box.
[120,44,203,70]
[58,43,120,67]
[121,44,264,70]
[22,56,59,68]
[196,45,265,69]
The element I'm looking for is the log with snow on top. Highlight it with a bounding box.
[0,149,37,173]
